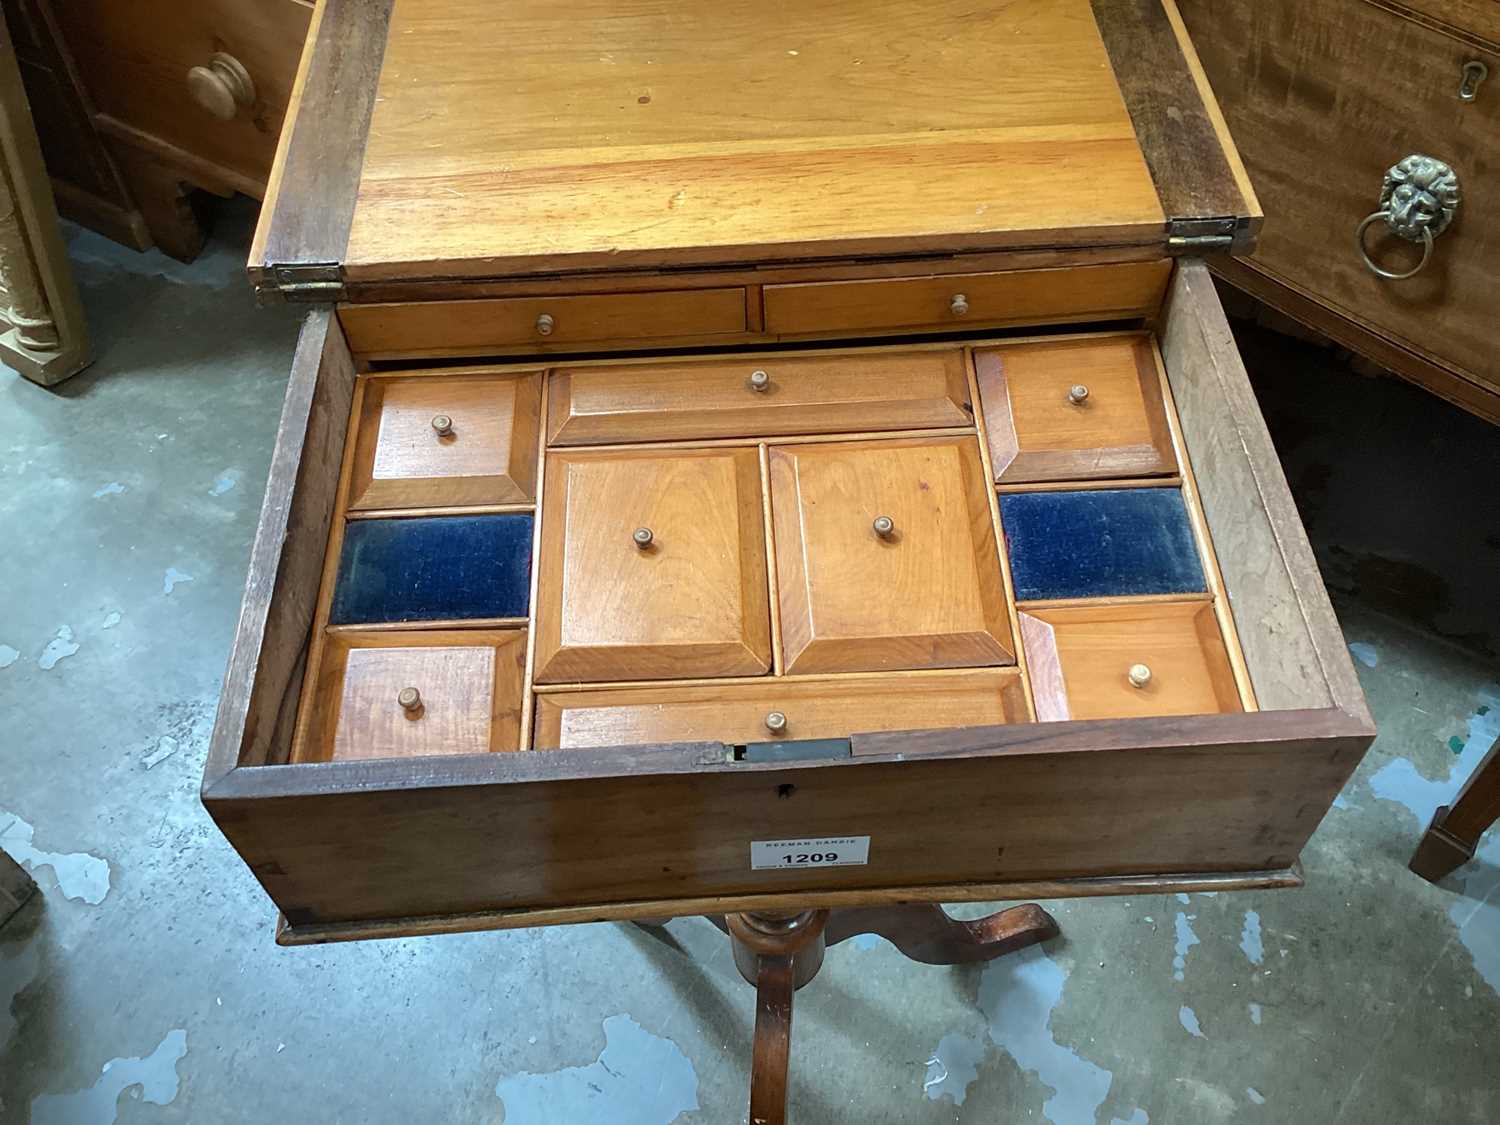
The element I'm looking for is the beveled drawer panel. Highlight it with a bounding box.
[533,669,1028,750]
[534,448,772,683]
[769,436,1014,674]
[976,336,1175,483]
[1020,600,1240,721]
[336,288,748,357]
[349,373,542,510]
[761,261,1171,337]
[546,350,972,446]
[296,630,527,762]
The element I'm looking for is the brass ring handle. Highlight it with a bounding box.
[1356,212,1434,281]
[1356,154,1460,281]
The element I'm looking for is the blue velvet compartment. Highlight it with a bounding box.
[1000,488,1205,601]
[329,514,534,625]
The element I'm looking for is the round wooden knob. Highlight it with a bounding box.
[872,515,895,539]
[1128,663,1153,689]
[764,711,788,734]
[397,686,423,714]
[748,369,770,392]
[431,414,454,437]
[632,527,654,549]
[186,53,255,121]
[950,293,970,317]
[1067,384,1090,405]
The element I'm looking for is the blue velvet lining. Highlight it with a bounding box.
[1000,488,1206,601]
[329,513,534,625]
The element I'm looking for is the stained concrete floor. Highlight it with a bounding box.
[2,208,1498,1125]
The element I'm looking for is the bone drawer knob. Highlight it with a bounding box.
[1128,664,1153,689]
[949,293,969,317]
[186,53,255,121]
[764,711,788,734]
[430,414,454,437]
[535,313,556,336]
[397,686,424,715]
[632,527,654,549]
[872,515,895,539]
[748,369,770,392]
[1068,384,1090,405]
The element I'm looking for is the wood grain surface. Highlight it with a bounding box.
[546,350,971,446]
[1021,599,1240,721]
[299,629,527,762]
[348,372,541,509]
[342,0,1163,278]
[769,437,1014,674]
[976,334,1175,483]
[533,669,1028,749]
[761,261,1171,337]
[1179,0,1500,403]
[535,447,772,682]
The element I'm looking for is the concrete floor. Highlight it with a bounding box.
[2,209,1498,1124]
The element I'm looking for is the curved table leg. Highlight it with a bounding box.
[824,902,1059,964]
[749,954,795,1125]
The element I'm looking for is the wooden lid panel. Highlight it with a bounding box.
[341,0,1165,279]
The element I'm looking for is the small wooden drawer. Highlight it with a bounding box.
[534,448,772,683]
[975,336,1175,483]
[1001,488,1205,603]
[348,373,542,510]
[329,514,534,626]
[336,289,749,357]
[1020,600,1240,721]
[546,350,972,446]
[761,261,1172,337]
[296,630,527,762]
[769,436,1013,674]
[534,669,1028,750]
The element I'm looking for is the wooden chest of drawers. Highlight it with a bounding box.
[205,0,1374,941]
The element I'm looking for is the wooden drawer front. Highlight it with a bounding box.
[761,261,1172,337]
[336,289,748,357]
[1179,0,1500,395]
[349,373,542,510]
[546,350,973,446]
[54,0,311,190]
[976,336,1175,483]
[299,630,527,762]
[769,437,1013,674]
[329,514,534,626]
[1020,601,1239,721]
[1001,488,1205,603]
[534,670,1027,750]
[535,448,772,683]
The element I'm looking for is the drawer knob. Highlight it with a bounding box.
[430,414,454,437]
[535,313,556,336]
[748,369,771,392]
[949,293,969,317]
[1356,155,1461,281]
[1067,384,1090,406]
[872,515,895,539]
[1127,664,1153,689]
[397,686,424,715]
[632,527,655,549]
[186,52,256,121]
[764,711,788,734]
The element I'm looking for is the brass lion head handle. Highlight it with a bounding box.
[1356,155,1461,280]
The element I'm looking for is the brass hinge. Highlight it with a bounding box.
[259,262,345,303]
[1167,217,1237,254]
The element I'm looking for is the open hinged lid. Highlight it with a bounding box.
[251,0,1260,301]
